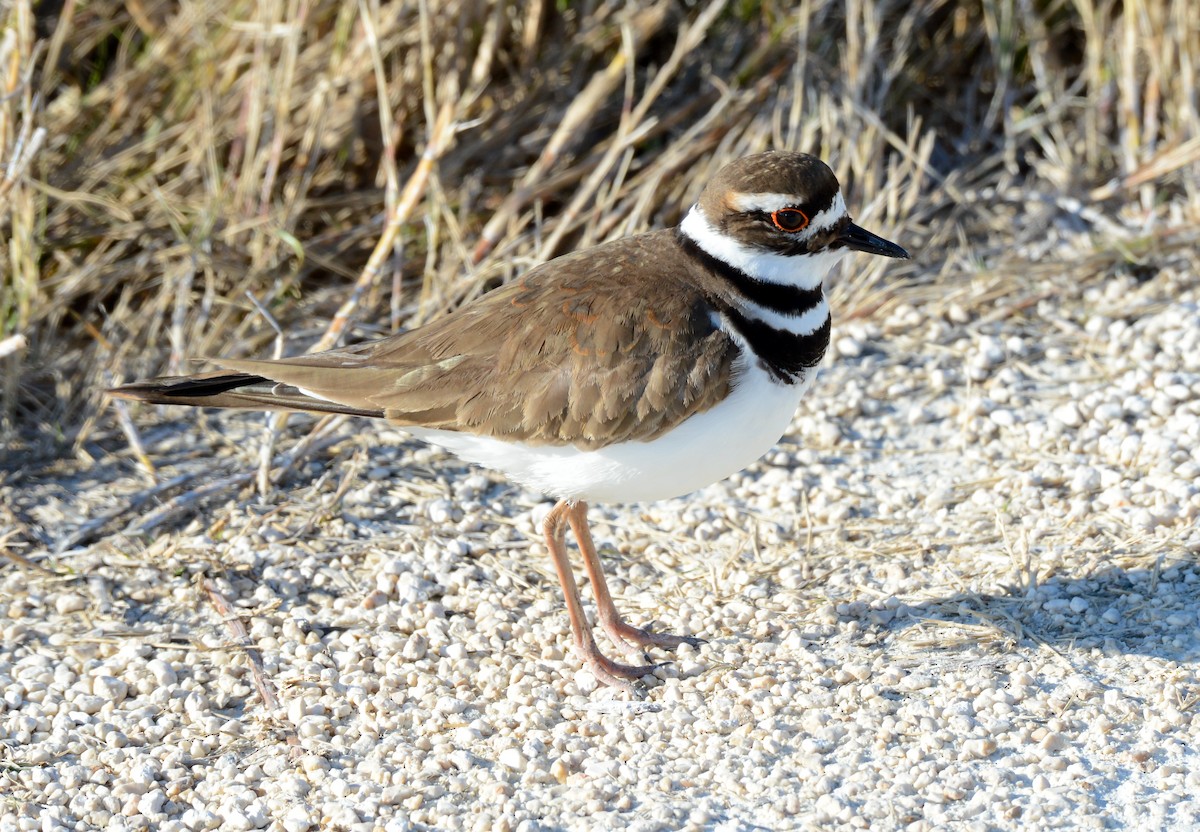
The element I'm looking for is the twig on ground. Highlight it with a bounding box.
[202,578,301,753]
[244,289,287,498]
[56,471,205,553]
[110,399,158,482]
[0,528,58,575]
[117,414,349,539]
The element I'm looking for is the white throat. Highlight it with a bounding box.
[678,204,848,290]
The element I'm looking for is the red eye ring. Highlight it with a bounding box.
[771,208,810,233]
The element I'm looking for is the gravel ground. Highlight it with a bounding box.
[3,219,1199,830]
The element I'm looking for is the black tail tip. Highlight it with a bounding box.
[106,372,265,401]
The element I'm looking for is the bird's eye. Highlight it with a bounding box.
[770,208,810,233]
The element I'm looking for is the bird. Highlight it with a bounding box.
[109,151,909,692]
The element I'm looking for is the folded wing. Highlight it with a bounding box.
[110,231,737,450]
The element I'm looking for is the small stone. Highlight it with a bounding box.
[1070,468,1100,493]
[300,755,328,774]
[56,594,88,615]
[961,738,997,759]
[401,634,427,660]
[283,812,313,832]
[427,499,461,524]
[836,336,864,358]
[435,696,467,715]
[1040,732,1068,753]
[93,675,129,704]
[180,808,219,830]
[137,790,166,816]
[499,747,527,771]
[1052,403,1083,427]
[990,409,1016,427]
[145,660,177,687]
[550,759,569,784]
[395,573,435,604]
[973,336,1006,369]
[362,589,389,609]
[815,422,841,446]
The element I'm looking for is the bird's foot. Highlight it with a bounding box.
[602,618,707,657]
[576,637,665,693]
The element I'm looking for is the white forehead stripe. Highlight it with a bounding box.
[728,190,847,235]
[807,191,847,233]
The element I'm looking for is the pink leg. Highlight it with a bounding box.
[543,500,659,691]
[566,501,705,656]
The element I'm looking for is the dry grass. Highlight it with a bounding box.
[1,0,1198,450]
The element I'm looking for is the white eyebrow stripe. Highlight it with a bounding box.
[728,192,804,213]
[728,190,847,236]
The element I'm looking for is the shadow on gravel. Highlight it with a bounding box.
[877,566,1200,665]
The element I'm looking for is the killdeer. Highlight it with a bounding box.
[109,151,908,691]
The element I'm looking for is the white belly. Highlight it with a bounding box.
[407,360,817,503]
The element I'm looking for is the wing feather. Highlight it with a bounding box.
[164,230,738,450]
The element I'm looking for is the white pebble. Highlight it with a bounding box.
[93,675,129,703]
[499,748,527,771]
[137,790,167,816]
[427,499,460,524]
[401,634,427,660]
[836,336,864,358]
[55,593,87,615]
[1052,403,1083,427]
[146,660,177,687]
[961,738,997,759]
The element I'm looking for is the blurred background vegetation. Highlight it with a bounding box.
[1,0,1197,452]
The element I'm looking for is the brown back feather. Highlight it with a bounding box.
[208,230,739,450]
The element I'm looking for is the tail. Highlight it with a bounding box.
[107,370,386,419]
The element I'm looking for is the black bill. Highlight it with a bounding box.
[837,222,909,259]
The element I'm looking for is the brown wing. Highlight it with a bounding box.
[215,230,738,450]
